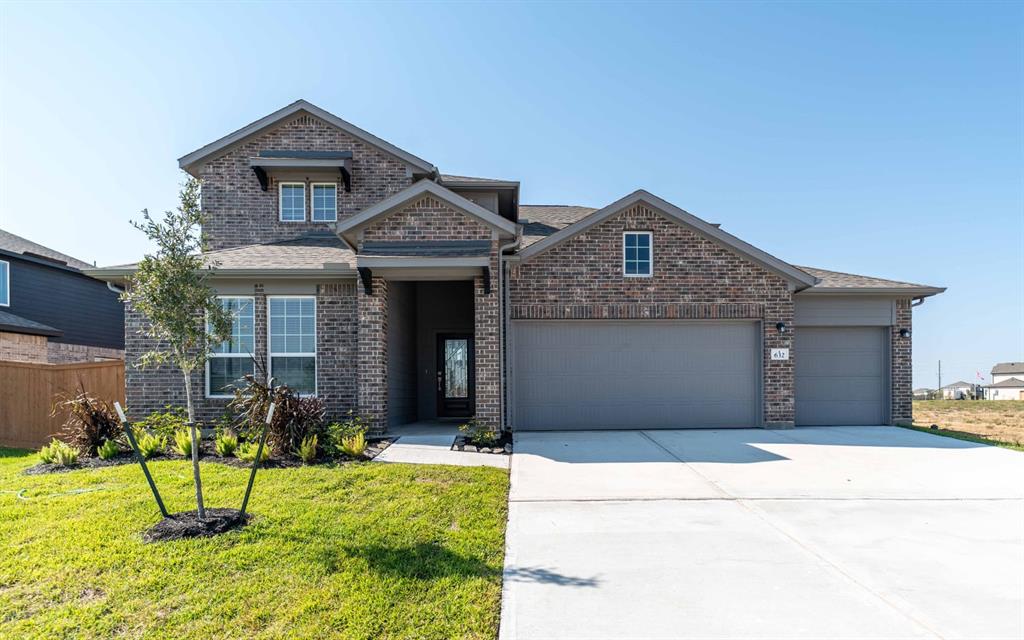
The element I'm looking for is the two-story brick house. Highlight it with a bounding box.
[88,100,944,433]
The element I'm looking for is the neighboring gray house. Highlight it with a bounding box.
[0,229,124,363]
[87,100,945,432]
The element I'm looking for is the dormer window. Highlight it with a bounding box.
[623,231,652,277]
[279,183,305,222]
[311,183,338,222]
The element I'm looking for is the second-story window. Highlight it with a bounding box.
[0,260,8,306]
[623,231,653,277]
[311,183,337,222]
[279,183,305,222]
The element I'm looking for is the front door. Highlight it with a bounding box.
[437,333,474,418]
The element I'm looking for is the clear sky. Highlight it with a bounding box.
[1,1,1021,388]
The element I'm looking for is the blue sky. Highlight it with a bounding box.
[0,2,1020,387]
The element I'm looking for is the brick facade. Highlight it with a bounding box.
[891,298,913,424]
[357,277,389,433]
[359,196,493,245]
[508,202,796,426]
[0,331,48,363]
[200,113,413,251]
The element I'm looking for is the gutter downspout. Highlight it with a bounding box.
[107,281,125,295]
[497,233,521,432]
[911,297,926,307]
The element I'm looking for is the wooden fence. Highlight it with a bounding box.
[0,359,125,449]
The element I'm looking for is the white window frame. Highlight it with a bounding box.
[267,295,317,396]
[205,296,256,398]
[0,260,8,306]
[310,182,338,222]
[623,231,653,277]
[278,182,306,222]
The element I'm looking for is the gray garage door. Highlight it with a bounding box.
[512,321,760,430]
[795,327,888,426]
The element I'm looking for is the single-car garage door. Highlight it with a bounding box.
[795,327,888,426]
[512,321,760,430]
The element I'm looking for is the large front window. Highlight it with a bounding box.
[268,296,316,394]
[279,183,305,222]
[207,296,255,397]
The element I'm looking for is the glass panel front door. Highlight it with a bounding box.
[437,333,474,417]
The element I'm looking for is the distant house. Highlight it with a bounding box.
[988,363,1024,401]
[913,388,935,400]
[939,381,975,400]
[0,229,124,363]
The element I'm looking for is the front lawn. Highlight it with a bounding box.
[912,400,1024,451]
[0,448,509,639]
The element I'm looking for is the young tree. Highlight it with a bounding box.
[123,177,230,519]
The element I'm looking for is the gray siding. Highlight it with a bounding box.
[794,296,895,327]
[3,254,124,349]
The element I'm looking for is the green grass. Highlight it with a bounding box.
[0,448,509,639]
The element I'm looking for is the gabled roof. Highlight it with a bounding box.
[940,381,974,389]
[0,309,62,337]
[336,179,517,243]
[0,228,92,271]
[519,205,598,248]
[988,377,1024,389]
[177,99,437,176]
[514,190,818,289]
[992,362,1024,375]
[797,266,945,297]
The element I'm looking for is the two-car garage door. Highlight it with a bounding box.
[512,321,759,430]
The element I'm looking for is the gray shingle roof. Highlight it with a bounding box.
[0,309,62,337]
[796,266,943,293]
[518,205,598,247]
[988,377,1024,389]
[200,234,355,271]
[991,362,1024,375]
[940,381,974,389]
[0,228,93,271]
[360,241,491,258]
[440,174,518,186]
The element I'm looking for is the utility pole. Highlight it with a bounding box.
[938,360,942,396]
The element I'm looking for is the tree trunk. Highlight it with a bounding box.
[183,368,206,519]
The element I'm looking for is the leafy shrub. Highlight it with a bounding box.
[339,431,367,459]
[134,429,165,460]
[295,434,318,463]
[136,406,188,438]
[459,417,499,448]
[215,430,238,457]
[229,373,326,457]
[236,440,269,463]
[326,411,368,458]
[97,439,120,460]
[52,390,122,456]
[172,429,193,457]
[40,439,78,466]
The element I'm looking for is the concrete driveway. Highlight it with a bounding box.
[500,427,1024,640]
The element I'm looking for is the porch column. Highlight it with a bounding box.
[474,255,501,430]
[764,298,795,428]
[890,298,913,425]
[357,276,389,434]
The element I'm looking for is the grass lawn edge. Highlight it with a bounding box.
[901,424,1024,452]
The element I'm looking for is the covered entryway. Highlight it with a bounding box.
[795,326,888,425]
[511,320,760,430]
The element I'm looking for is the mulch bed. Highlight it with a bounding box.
[143,508,250,543]
[453,432,513,455]
[22,437,396,475]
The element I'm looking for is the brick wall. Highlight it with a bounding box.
[126,280,359,425]
[200,113,414,251]
[359,195,493,245]
[508,202,796,426]
[891,298,913,424]
[0,332,48,363]
[357,277,388,434]
[474,248,501,430]
[46,342,124,364]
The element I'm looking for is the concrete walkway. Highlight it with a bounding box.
[501,426,1024,639]
[373,424,509,469]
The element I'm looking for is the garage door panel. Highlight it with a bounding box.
[513,321,759,430]
[796,327,887,426]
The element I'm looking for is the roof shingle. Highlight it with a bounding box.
[0,229,93,271]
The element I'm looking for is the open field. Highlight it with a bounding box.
[0,449,509,639]
[913,400,1024,450]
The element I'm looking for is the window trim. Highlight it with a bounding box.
[267,294,317,396]
[205,295,256,399]
[622,231,653,278]
[278,182,306,222]
[310,182,338,222]
[0,259,8,306]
